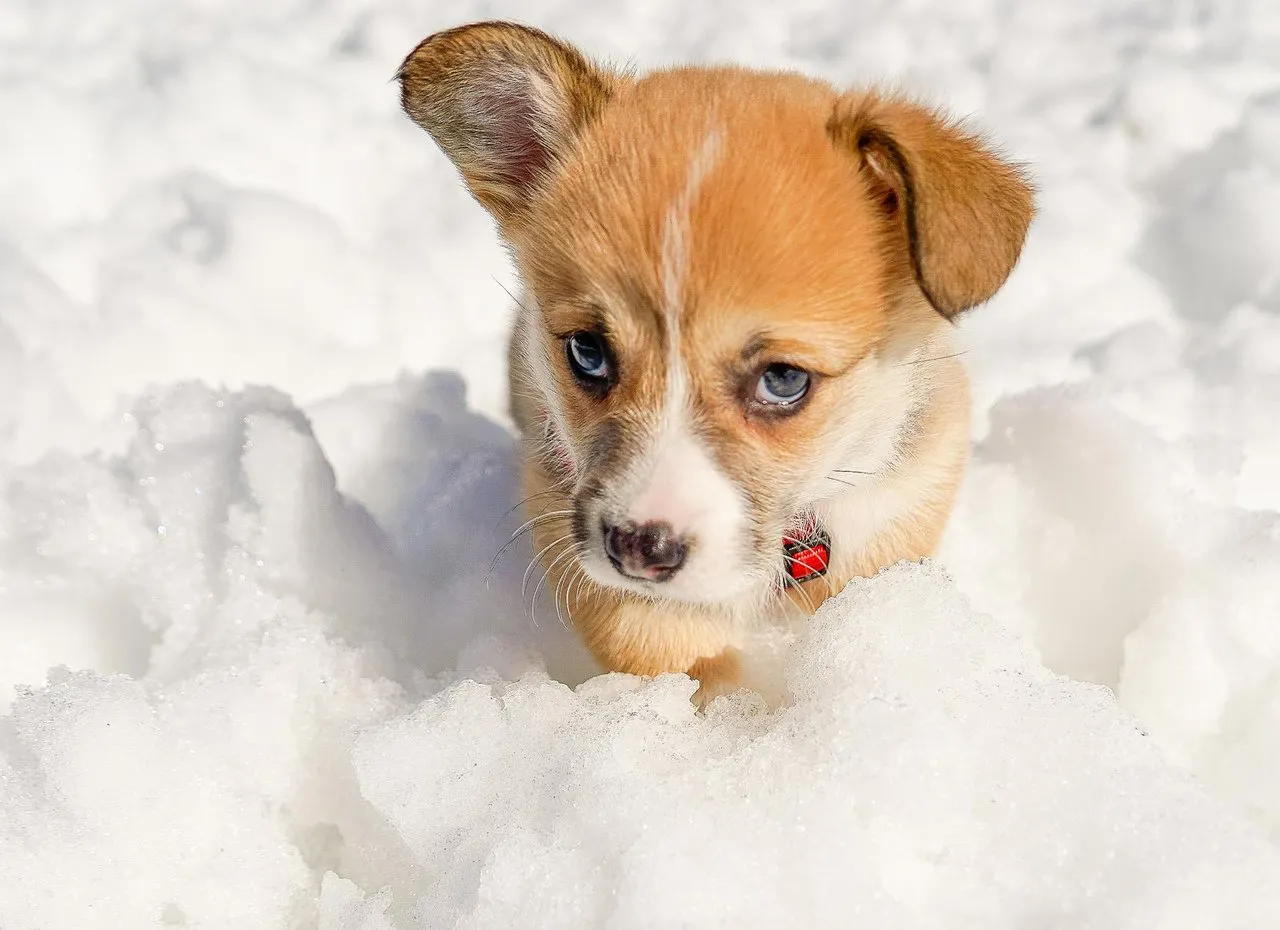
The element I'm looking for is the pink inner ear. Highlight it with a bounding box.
[475,78,555,193]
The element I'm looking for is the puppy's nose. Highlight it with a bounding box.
[603,520,687,581]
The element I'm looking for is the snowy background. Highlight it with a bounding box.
[3,0,1280,927]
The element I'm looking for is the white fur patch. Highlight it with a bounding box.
[811,332,960,561]
[660,128,722,320]
[611,128,748,603]
[516,294,575,473]
[620,393,748,603]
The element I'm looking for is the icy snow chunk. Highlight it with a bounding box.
[0,246,90,461]
[1123,65,1244,170]
[0,619,403,929]
[351,565,1280,930]
[944,367,1280,841]
[320,874,396,930]
[1121,535,1280,834]
[943,388,1182,684]
[0,668,312,928]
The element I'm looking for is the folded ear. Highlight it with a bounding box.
[397,21,618,225]
[828,93,1035,318]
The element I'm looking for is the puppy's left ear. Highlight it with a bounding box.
[397,21,619,227]
[829,93,1035,318]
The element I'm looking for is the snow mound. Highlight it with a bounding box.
[1,384,1278,929]
[346,566,1280,930]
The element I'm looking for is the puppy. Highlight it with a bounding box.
[398,22,1033,702]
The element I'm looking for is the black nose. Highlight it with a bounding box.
[602,520,687,581]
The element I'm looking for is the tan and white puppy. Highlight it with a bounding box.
[398,22,1034,701]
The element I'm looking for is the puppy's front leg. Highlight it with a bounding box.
[557,569,741,705]
[686,648,744,706]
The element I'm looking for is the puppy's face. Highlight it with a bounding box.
[511,77,915,604]
[400,24,1033,605]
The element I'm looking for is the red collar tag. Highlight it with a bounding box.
[782,521,831,583]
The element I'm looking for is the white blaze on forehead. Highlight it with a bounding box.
[618,127,747,600]
[660,127,722,322]
[656,125,723,442]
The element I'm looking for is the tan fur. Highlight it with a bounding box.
[400,23,1034,703]
[828,93,1036,317]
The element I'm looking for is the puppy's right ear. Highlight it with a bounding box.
[397,21,618,225]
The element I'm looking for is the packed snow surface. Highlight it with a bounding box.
[3,0,1280,927]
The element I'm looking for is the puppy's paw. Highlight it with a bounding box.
[688,648,743,709]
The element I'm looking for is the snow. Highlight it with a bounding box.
[2,0,1280,926]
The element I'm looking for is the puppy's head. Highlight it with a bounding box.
[399,22,1033,605]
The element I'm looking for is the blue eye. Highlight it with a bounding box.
[755,364,810,406]
[566,331,612,384]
